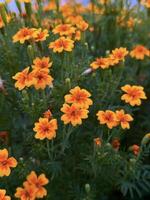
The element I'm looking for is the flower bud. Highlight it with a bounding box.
[85,183,90,194]
[141,133,150,145]
[27,45,34,61]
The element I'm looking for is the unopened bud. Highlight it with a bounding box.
[85,183,90,194]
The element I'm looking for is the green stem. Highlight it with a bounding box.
[46,139,51,159]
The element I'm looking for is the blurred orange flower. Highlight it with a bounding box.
[116,109,133,129]
[12,27,36,44]
[24,171,49,198]
[121,84,147,106]
[0,189,11,200]
[33,117,57,140]
[64,86,93,109]
[49,37,74,53]
[111,138,120,150]
[15,183,36,200]
[33,28,49,42]
[94,137,102,146]
[61,103,89,126]
[130,45,149,60]
[32,57,52,70]
[43,109,53,120]
[0,149,17,177]
[52,24,76,36]
[96,110,118,129]
[141,0,150,8]
[32,69,53,90]
[90,58,109,70]
[12,67,35,90]
[130,144,140,156]
[109,47,129,64]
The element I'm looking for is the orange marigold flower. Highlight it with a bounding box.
[33,117,57,140]
[64,86,93,109]
[111,138,120,150]
[43,109,52,120]
[52,24,76,36]
[76,20,89,31]
[32,69,53,90]
[12,27,36,44]
[61,103,89,126]
[130,144,140,156]
[130,45,150,60]
[24,171,49,198]
[0,189,11,200]
[15,183,36,200]
[116,109,133,129]
[96,110,118,129]
[141,0,150,8]
[74,30,81,41]
[33,28,49,42]
[49,37,74,53]
[32,57,52,70]
[90,58,109,70]
[0,149,17,177]
[109,47,129,64]
[121,84,147,106]
[12,67,35,90]
[94,137,102,146]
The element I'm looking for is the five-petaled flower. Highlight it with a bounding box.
[61,103,89,126]
[121,84,147,106]
[52,24,76,36]
[130,45,150,60]
[96,110,118,129]
[0,149,17,177]
[64,86,93,109]
[33,117,58,140]
[49,37,74,53]
[24,171,49,198]
[116,109,133,129]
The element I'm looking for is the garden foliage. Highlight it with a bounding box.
[0,0,150,199]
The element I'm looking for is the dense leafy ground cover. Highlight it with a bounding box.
[0,0,150,199]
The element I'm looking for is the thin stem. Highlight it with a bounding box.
[46,139,51,159]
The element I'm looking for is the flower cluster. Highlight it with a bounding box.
[97,109,133,129]
[12,57,53,90]
[15,171,49,199]
[90,47,128,70]
[61,86,93,126]
[13,27,49,44]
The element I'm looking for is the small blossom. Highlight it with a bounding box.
[32,57,52,70]
[49,37,74,53]
[61,103,89,126]
[121,84,147,106]
[96,110,118,129]
[0,189,11,200]
[24,171,49,198]
[130,45,150,60]
[0,149,17,177]
[52,24,76,36]
[64,86,93,109]
[116,109,133,129]
[33,117,57,140]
